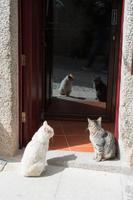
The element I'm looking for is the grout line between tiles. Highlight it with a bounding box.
[59,121,71,151]
[59,121,65,136]
[50,121,94,152]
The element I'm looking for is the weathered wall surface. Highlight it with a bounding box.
[0,0,19,156]
[119,0,133,167]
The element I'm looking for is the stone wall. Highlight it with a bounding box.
[119,0,133,167]
[0,0,19,156]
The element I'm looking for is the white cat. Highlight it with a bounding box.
[21,121,54,177]
[59,74,74,96]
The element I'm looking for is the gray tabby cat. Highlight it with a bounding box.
[87,117,116,161]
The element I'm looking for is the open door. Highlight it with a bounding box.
[19,0,43,146]
[42,0,122,121]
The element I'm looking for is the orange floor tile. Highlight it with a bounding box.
[48,120,114,153]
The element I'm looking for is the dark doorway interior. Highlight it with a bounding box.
[43,0,121,121]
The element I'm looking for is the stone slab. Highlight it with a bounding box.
[56,168,123,200]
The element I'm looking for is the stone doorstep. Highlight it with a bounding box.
[1,149,133,176]
[47,150,133,176]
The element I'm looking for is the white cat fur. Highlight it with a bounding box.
[59,74,74,96]
[21,121,54,177]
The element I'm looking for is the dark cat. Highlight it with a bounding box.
[94,76,107,102]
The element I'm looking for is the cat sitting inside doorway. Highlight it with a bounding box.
[59,73,74,96]
[94,76,107,102]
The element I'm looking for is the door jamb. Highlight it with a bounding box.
[114,0,125,140]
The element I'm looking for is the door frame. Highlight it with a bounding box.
[19,0,124,147]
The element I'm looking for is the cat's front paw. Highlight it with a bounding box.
[95,155,102,162]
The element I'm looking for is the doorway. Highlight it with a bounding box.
[19,0,122,146]
[42,0,121,121]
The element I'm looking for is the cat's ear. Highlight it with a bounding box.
[43,121,48,126]
[87,118,91,124]
[97,117,102,126]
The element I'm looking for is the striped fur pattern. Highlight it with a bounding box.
[87,117,116,161]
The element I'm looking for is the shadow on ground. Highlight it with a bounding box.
[41,154,77,177]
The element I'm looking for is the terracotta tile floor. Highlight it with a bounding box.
[48,120,114,153]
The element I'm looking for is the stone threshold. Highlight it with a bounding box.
[1,149,133,176]
[47,150,133,176]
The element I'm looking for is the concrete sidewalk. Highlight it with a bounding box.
[0,150,133,200]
